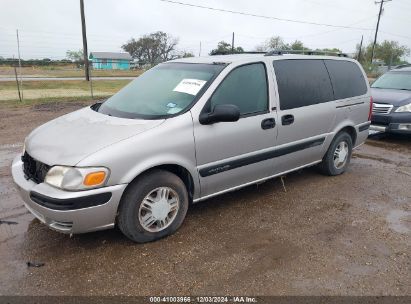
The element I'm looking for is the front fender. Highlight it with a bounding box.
[77,112,200,199]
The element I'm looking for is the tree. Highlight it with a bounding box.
[289,40,308,51]
[122,31,179,66]
[314,48,342,55]
[179,51,195,58]
[210,41,244,55]
[267,36,289,50]
[66,49,83,62]
[362,40,410,65]
[255,36,289,52]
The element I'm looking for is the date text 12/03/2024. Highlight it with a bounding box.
[149,296,258,303]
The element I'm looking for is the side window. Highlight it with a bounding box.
[273,59,334,110]
[210,63,268,116]
[324,60,368,99]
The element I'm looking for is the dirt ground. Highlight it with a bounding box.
[0,103,410,296]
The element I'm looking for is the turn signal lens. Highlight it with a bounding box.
[83,171,106,186]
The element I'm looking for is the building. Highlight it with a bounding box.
[89,52,132,70]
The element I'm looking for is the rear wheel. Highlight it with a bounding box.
[318,132,353,176]
[117,169,189,243]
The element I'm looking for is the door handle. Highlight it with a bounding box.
[281,114,294,125]
[261,118,276,130]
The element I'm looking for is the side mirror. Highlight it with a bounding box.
[199,104,240,125]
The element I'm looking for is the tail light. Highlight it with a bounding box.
[368,96,373,121]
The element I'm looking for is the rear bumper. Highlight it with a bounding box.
[12,154,127,234]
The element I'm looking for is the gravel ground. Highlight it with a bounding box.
[0,103,410,296]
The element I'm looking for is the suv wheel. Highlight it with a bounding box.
[318,132,353,176]
[117,169,189,243]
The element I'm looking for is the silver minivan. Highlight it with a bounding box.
[12,53,372,242]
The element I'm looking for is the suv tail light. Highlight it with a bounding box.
[368,96,373,121]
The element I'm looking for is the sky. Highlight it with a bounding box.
[1,0,411,60]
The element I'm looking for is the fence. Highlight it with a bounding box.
[0,56,404,105]
[0,60,142,104]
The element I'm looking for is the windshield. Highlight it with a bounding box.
[98,62,225,119]
[371,72,411,91]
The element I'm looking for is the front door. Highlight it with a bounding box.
[192,62,278,198]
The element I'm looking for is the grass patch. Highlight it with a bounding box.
[0,79,131,91]
[0,79,131,106]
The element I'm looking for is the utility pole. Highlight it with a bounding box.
[80,0,90,81]
[16,29,23,100]
[13,55,22,102]
[231,32,235,53]
[358,35,364,62]
[371,0,392,63]
[199,41,202,57]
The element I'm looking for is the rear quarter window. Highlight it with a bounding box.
[324,60,368,99]
[273,59,334,110]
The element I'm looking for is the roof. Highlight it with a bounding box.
[170,53,356,65]
[89,52,132,60]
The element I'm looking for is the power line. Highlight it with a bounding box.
[303,0,371,14]
[158,0,373,30]
[380,31,411,41]
[292,15,378,40]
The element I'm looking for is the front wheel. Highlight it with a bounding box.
[117,169,189,243]
[318,132,353,176]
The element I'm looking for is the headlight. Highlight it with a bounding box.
[395,103,411,113]
[45,166,110,191]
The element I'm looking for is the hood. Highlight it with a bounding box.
[371,88,411,107]
[26,106,164,166]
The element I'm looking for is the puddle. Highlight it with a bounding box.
[386,210,411,234]
[353,153,410,167]
[367,133,411,152]
[0,144,22,167]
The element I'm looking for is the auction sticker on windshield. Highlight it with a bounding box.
[173,79,207,95]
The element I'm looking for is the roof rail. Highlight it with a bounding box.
[264,49,348,57]
[393,63,411,69]
[209,49,349,57]
[210,51,266,56]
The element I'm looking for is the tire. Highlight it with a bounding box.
[117,169,189,243]
[318,132,353,176]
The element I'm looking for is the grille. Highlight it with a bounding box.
[21,152,50,183]
[372,103,393,115]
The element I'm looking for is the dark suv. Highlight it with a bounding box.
[370,65,411,134]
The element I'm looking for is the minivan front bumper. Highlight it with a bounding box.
[11,154,127,234]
